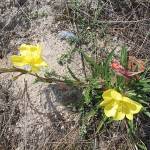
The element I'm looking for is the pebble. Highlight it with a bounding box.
[58,31,77,40]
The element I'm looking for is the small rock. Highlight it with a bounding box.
[58,31,77,40]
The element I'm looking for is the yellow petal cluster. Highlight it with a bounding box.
[11,44,48,72]
[100,89,142,120]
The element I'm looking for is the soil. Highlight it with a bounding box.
[0,0,82,149]
[0,0,150,150]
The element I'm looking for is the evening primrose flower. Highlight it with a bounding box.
[11,44,48,72]
[100,89,142,120]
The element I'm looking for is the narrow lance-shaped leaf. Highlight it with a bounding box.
[120,46,128,68]
[103,49,115,85]
[80,51,101,78]
[96,116,108,133]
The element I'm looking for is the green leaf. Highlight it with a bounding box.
[96,116,108,133]
[138,99,149,105]
[64,78,74,86]
[44,70,57,78]
[137,140,148,150]
[83,87,91,104]
[32,78,41,84]
[105,49,115,64]
[116,75,125,89]
[120,46,128,68]
[90,78,101,88]
[143,109,150,118]
[102,49,115,86]
[139,79,150,84]
[127,120,137,137]
[142,87,150,92]
[81,52,101,78]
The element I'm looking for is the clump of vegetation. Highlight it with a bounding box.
[0,40,150,149]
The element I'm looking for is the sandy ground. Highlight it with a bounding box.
[2,1,149,149]
[0,2,126,147]
[0,2,81,149]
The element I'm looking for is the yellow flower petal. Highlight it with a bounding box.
[122,97,142,114]
[34,57,47,65]
[30,57,48,72]
[102,89,114,101]
[100,89,142,121]
[18,44,30,51]
[126,114,133,120]
[104,101,118,117]
[111,90,122,101]
[104,107,117,117]
[11,44,48,73]
[39,60,48,66]
[18,44,31,56]
[100,99,112,107]
[11,55,29,66]
[30,44,41,53]
[18,44,42,56]
[102,89,122,101]
[29,57,47,67]
[31,66,41,73]
[113,111,125,120]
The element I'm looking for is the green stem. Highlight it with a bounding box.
[0,67,86,87]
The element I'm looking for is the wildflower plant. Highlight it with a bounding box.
[0,43,150,149]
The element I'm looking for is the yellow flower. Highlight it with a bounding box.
[11,44,48,72]
[100,89,142,120]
